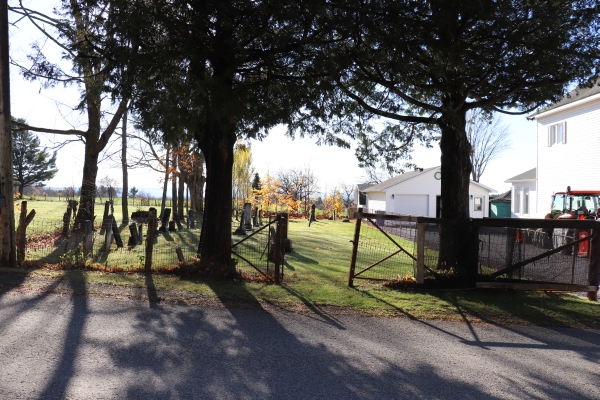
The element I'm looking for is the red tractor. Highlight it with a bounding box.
[547,187,600,255]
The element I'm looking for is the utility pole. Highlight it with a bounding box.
[0,0,16,267]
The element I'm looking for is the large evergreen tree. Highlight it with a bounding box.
[11,118,58,195]
[106,0,329,271]
[297,0,600,280]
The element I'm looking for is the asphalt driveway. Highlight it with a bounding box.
[0,288,599,399]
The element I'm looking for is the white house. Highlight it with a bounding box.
[362,166,494,218]
[528,84,600,217]
[505,168,536,218]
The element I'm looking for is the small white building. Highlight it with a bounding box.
[505,168,536,218]
[528,84,600,217]
[362,166,494,218]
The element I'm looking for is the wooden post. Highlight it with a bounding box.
[100,201,110,234]
[274,214,281,284]
[104,229,113,254]
[571,230,578,284]
[111,216,123,248]
[416,221,425,284]
[16,201,35,264]
[62,201,75,235]
[348,208,363,287]
[588,229,600,301]
[137,223,143,245]
[145,208,157,275]
[175,246,184,262]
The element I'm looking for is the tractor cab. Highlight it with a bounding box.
[550,188,600,219]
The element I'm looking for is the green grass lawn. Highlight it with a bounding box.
[3,205,599,327]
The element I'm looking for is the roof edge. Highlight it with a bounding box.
[528,92,600,120]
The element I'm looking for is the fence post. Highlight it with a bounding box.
[16,201,35,264]
[274,214,281,284]
[416,220,425,284]
[348,208,363,287]
[100,201,110,234]
[145,207,157,275]
[588,229,600,301]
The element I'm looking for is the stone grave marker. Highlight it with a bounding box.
[128,223,139,246]
[160,208,171,232]
[253,206,259,227]
[243,202,253,231]
[233,210,247,236]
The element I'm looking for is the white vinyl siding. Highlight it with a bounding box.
[536,97,600,218]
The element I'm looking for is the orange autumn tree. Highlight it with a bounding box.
[323,188,344,218]
[259,172,280,213]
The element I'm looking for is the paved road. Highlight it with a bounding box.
[0,289,599,399]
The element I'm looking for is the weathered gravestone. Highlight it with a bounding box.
[253,206,259,227]
[243,203,253,231]
[160,208,171,232]
[128,223,140,246]
[233,210,247,236]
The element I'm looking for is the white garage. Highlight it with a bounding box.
[363,166,494,218]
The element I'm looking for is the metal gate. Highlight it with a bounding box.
[231,214,284,283]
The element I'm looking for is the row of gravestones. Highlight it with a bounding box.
[234,203,264,236]
[103,207,197,251]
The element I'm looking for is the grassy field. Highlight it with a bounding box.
[3,202,600,327]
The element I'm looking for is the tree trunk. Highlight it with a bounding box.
[160,146,169,217]
[437,109,476,282]
[75,142,100,229]
[0,1,16,267]
[197,121,236,270]
[178,166,185,217]
[171,152,178,210]
[121,109,129,223]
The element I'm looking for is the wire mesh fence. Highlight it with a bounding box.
[351,217,418,281]
[349,209,599,291]
[230,215,283,280]
[20,211,285,281]
[478,226,591,285]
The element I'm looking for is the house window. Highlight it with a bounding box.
[514,189,521,214]
[524,188,529,214]
[359,192,366,205]
[548,122,566,146]
[474,197,483,212]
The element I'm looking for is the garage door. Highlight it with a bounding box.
[394,194,429,216]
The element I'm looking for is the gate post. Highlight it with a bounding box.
[274,214,281,284]
[416,220,425,284]
[348,208,363,287]
[588,228,600,301]
[145,208,157,275]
